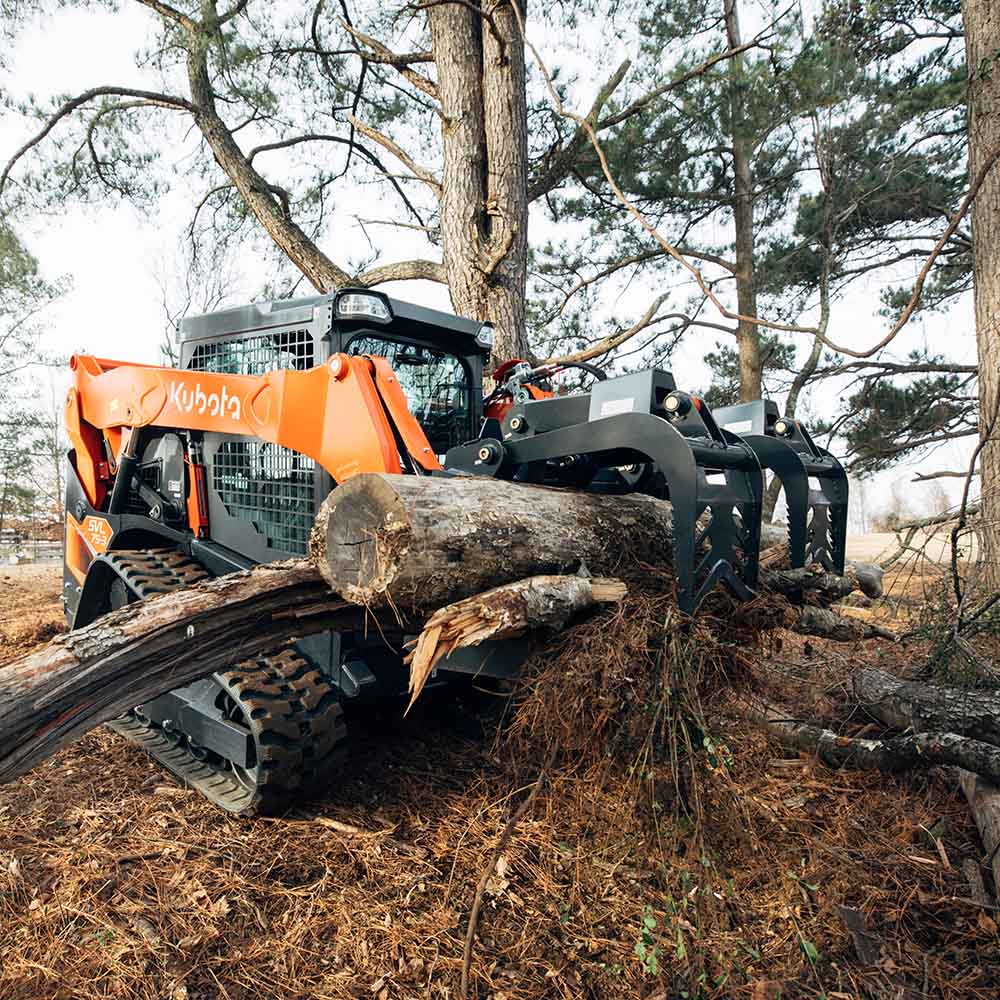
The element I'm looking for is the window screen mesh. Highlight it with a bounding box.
[188,328,314,375]
[212,440,316,555]
[188,328,318,555]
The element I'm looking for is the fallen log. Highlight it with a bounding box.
[793,606,897,642]
[0,562,375,783]
[311,473,676,610]
[959,771,1000,893]
[762,563,884,603]
[852,667,1000,890]
[404,575,627,709]
[854,667,1000,745]
[747,699,1000,784]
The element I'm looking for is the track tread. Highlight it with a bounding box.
[103,549,347,816]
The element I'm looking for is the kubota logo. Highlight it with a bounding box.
[167,380,241,421]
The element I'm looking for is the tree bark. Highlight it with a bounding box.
[405,574,626,708]
[792,607,896,642]
[854,667,1000,746]
[310,473,676,610]
[959,769,1000,892]
[855,662,1000,891]
[761,562,884,602]
[427,0,529,364]
[962,0,1000,588]
[723,0,761,403]
[0,562,376,784]
[748,699,1000,784]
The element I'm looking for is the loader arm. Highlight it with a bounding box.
[65,351,441,513]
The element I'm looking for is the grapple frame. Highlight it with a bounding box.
[445,369,764,613]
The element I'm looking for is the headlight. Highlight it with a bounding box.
[336,292,392,323]
[475,322,494,350]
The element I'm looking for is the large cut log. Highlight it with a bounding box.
[0,562,375,784]
[311,473,879,612]
[311,473,676,610]
[854,667,1000,745]
[404,575,627,709]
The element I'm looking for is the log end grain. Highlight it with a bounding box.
[311,473,413,605]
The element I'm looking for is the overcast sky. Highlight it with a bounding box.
[0,2,979,528]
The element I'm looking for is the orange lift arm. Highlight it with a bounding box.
[65,353,442,509]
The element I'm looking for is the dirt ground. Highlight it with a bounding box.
[1,561,998,1000]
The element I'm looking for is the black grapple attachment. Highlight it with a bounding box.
[715,400,848,573]
[445,369,764,614]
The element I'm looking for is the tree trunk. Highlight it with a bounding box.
[0,562,376,784]
[963,0,1000,588]
[311,473,677,610]
[428,0,529,364]
[724,0,761,403]
[854,667,1000,746]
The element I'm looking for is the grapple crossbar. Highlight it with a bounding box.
[715,400,848,573]
[445,369,763,613]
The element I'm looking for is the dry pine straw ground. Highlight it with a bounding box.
[0,566,998,1000]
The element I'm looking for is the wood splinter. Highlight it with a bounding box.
[403,574,627,710]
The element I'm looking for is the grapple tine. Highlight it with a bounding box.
[716,400,849,574]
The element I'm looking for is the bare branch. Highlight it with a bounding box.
[337,17,439,101]
[134,0,195,29]
[215,0,250,26]
[347,115,442,195]
[247,132,428,225]
[540,295,682,366]
[912,469,980,482]
[355,259,447,285]
[598,30,777,130]
[529,60,630,202]
[822,143,1000,360]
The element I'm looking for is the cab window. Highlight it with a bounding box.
[347,334,474,457]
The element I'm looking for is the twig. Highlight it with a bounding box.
[460,752,553,998]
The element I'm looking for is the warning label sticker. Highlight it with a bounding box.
[599,397,635,417]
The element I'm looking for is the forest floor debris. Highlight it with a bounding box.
[1,561,998,999]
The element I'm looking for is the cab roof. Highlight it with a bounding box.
[177,288,486,351]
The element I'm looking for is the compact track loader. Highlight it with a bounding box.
[61,288,801,814]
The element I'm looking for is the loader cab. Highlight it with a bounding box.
[177,288,491,460]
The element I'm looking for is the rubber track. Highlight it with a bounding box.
[103,549,347,815]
